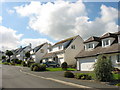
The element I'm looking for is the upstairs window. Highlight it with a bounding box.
[71,45,75,49]
[88,43,93,49]
[40,49,44,53]
[102,39,110,47]
[117,54,120,62]
[58,45,62,49]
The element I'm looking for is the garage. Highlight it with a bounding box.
[77,57,96,71]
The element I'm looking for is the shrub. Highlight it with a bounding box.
[61,62,68,70]
[39,64,46,71]
[7,59,10,63]
[21,61,27,67]
[30,63,38,71]
[116,83,120,86]
[33,66,39,71]
[27,61,35,67]
[94,55,113,82]
[64,71,74,78]
[75,73,92,80]
[17,60,22,64]
[30,63,46,71]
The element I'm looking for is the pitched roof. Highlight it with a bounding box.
[75,43,120,58]
[42,50,64,59]
[84,36,100,43]
[100,32,117,39]
[53,35,79,46]
[33,43,46,53]
[114,31,120,35]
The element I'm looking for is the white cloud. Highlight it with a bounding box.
[20,38,53,48]
[0,25,53,51]
[7,9,15,14]
[0,16,2,24]
[14,0,119,40]
[0,26,23,51]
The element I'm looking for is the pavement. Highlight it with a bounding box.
[20,66,119,89]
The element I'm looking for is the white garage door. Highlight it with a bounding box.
[80,57,95,71]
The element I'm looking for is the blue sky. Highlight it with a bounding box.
[0,0,119,50]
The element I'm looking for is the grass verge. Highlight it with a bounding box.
[46,68,76,71]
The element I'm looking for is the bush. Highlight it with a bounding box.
[94,55,113,82]
[116,83,120,86]
[27,60,35,67]
[3,62,9,65]
[64,71,74,78]
[17,60,22,64]
[21,61,27,67]
[30,63,46,71]
[75,73,92,80]
[39,64,46,71]
[61,62,68,70]
[33,66,39,71]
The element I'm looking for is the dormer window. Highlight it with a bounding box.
[88,43,93,48]
[102,39,110,47]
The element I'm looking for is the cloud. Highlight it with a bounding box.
[7,9,15,14]
[0,26,23,51]
[14,0,119,40]
[0,23,52,51]
[0,16,2,24]
[20,38,53,48]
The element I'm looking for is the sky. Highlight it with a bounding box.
[0,0,119,51]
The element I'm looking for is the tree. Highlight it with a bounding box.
[94,54,113,82]
[5,50,13,62]
[2,56,6,60]
[25,51,31,60]
[61,62,68,70]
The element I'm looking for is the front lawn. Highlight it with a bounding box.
[46,68,76,71]
[75,72,120,80]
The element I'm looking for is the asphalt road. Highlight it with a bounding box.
[2,65,79,88]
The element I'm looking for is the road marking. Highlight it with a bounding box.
[20,68,94,89]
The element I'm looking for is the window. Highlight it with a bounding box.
[103,39,109,47]
[117,55,120,62]
[58,45,62,49]
[71,45,75,49]
[40,49,44,53]
[88,43,93,48]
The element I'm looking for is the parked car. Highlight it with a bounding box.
[42,61,60,68]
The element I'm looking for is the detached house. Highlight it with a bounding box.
[12,44,32,61]
[75,31,120,71]
[30,43,49,63]
[42,35,84,66]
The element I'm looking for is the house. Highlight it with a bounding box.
[75,31,120,71]
[30,43,49,63]
[42,35,84,66]
[12,44,32,61]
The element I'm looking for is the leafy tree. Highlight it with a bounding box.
[2,56,6,60]
[61,62,68,70]
[94,54,113,82]
[25,51,31,60]
[5,50,13,62]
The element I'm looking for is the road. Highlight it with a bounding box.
[2,65,79,88]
